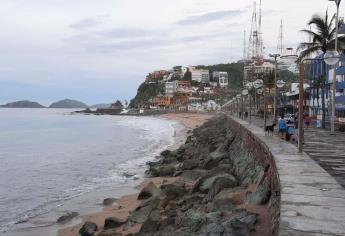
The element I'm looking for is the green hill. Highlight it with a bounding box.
[129,82,164,108]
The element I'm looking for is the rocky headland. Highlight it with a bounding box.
[61,114,276,236]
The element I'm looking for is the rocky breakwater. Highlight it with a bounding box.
[79,114,279,236]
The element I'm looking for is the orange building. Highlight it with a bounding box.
[152,95,173,107]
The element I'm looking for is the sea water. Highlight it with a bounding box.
[0,109,180,235]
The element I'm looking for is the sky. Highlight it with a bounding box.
[0,0,343,105]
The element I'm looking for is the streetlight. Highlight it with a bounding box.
[325,49,341,135]
[269,53,281,124]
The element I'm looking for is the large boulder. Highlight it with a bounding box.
[206,177,238,201]
[199,173,237,193]
[56,212,78,223]
[245,181,271,205]
[159,165,176,177]
[181,159,200,170]
[129,203,155,223]
[102,198,117,206]
[179,210,206,233]
[161,180,185,200]
[138,182,160,200]
[203,151,228,170]
[103,217,127,229]
[179,169,207,181]
[139,210,161,233]
[79,221,98,236]
[222,209,257,235]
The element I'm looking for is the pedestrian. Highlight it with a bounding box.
[278,115,286,139]
[286,119,294,141]
[304,114,311,129]
[244,112,248,120]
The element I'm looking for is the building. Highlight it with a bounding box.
[145,70,169,83]
[165,80,178,95]
[212,71,229,87]
[189,67,210,83]
[152,95,173,108]
[306,53,345,121]
[243,62,274,86]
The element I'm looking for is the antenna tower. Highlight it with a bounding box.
[247,1,263,65]
[243,30,247,61]
[277,19,284,55]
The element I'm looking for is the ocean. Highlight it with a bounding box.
[0,109,181,236]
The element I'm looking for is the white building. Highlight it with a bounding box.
[243,62,274,86]
[165,81,178,95]
[212,71,229,87]
[189,67,210,83]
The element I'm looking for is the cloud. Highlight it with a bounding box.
[70,15,109,30]
[176,9,245,25]
[99,27,152,39]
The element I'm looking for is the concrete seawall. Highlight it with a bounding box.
[228,116,345,236]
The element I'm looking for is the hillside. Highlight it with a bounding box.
[129,82,164,108]
[49,99,88,108]
[0,100,45,108]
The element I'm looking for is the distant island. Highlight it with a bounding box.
[49,99,88,109]
[0,100,45,108]
[89,103,111,109]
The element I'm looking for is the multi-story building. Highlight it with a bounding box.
[212,71,229,87]
[152,95,173,108]
[243,62,274,86]
[165,81,178,95]
[189,67,210,83]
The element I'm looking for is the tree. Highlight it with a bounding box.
[298,10,345,128]
[183,68,192,81]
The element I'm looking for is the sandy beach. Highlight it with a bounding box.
[57,112,214,236]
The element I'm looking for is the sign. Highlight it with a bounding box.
[242,89,249,96]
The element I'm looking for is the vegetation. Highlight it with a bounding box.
[129,82,164,108]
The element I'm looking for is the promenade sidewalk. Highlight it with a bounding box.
[239,114,345,189]
[230,115,345,236]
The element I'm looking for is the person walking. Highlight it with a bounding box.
[304,114,311,129]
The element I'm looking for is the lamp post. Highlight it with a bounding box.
[328,0,342,135]
[276,80,286,116]
[242,88,249,121]
[269,53,281,124]
[324,51,340,134]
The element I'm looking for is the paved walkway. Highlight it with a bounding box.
[230,115,345,236]
[235,114,345,189]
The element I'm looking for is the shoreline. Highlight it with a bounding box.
[56,113,213,236]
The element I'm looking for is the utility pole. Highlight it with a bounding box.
[269,54,281,124]
[330,0,342,135]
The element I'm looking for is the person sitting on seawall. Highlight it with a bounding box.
[278,115,286,139]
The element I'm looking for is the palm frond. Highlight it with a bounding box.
[300,29,323,44]
[297,46,322,62]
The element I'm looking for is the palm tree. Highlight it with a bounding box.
[298,10,345,128]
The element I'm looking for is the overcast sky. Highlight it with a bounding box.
[0,0,342,105]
